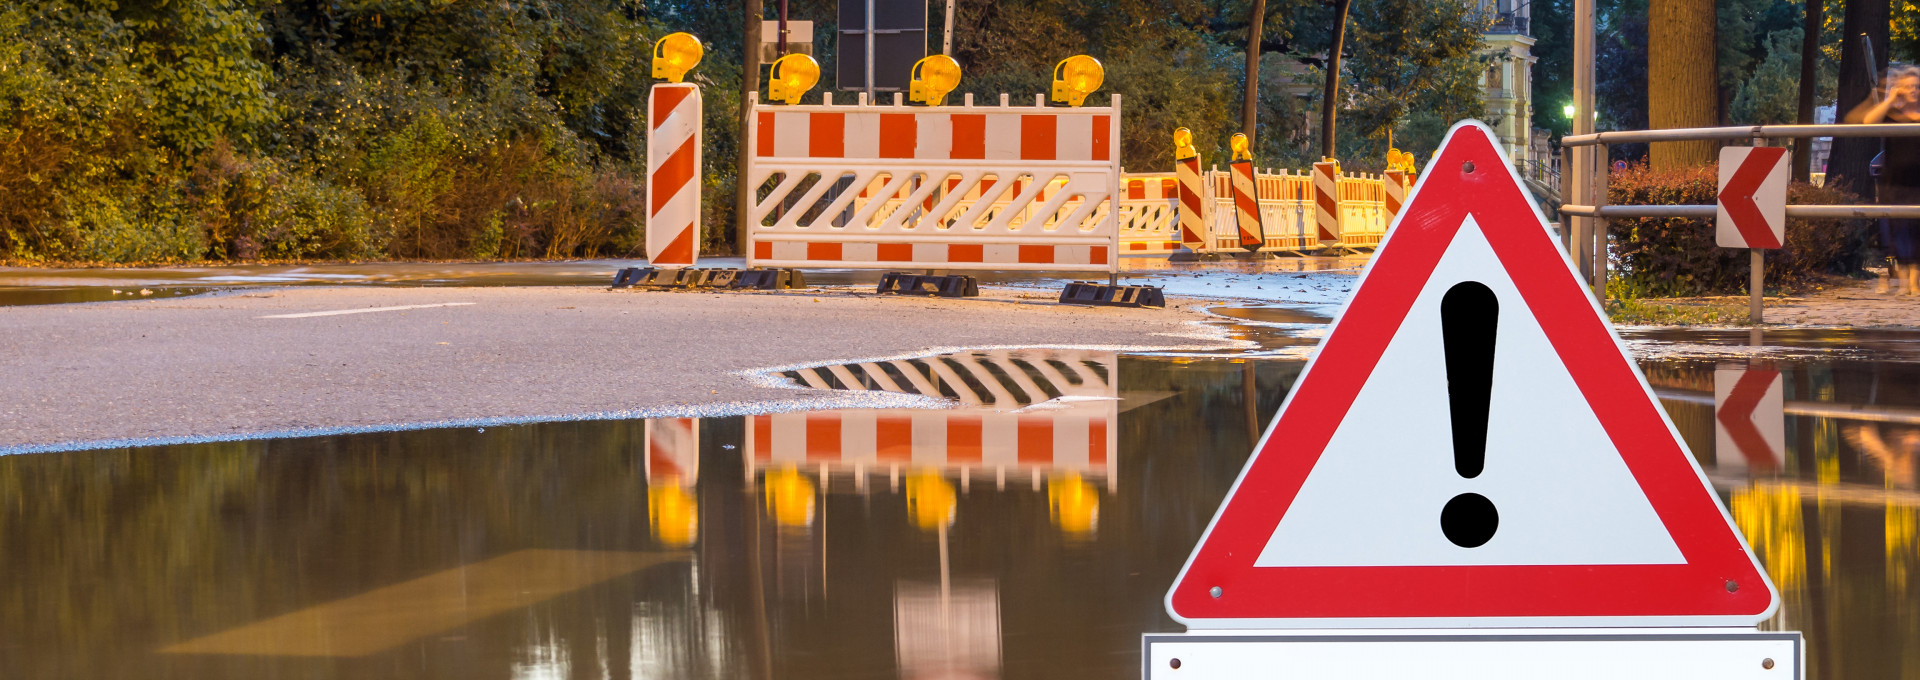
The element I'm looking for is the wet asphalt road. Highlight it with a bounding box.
[0,286,1231,452]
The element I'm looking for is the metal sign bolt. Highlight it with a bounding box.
[1210,586,1223,598]
[1170,658,1183,669]
[1725,580,1739,592]
[1762,658,1775,670]
[1462,161,1476,173]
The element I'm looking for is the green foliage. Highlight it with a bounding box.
[1730,26,1839,125]
[1607,163,1871,297]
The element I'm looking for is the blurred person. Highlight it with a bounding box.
[1848,64,1920,295]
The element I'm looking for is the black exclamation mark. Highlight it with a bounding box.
[1441,281,1500,548]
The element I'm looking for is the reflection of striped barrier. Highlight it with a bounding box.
[1312,161,1340,246]
[744,92,1122,272]
[751,350,1119,489]
[646,83,702,268]
[644,417,700,483]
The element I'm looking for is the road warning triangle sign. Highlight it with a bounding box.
[1165,122,1778,629]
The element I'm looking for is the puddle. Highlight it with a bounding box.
[2,347,1916,678]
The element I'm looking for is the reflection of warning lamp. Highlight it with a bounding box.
[1230,133,1253,162]
[904,471,956,531]
[648,484,699,548]
[909,55,963,106]
[767,53,820,105]
[1049,473,1100,538]
[651,32,704,83]
[1174,127,1198,161]
[1050,55,1105,106]
[763,467,816,530]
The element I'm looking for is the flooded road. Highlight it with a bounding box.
[3,338,1917,678]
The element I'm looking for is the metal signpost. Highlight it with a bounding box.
[837,0,927,96]
[1147,122,1795,678]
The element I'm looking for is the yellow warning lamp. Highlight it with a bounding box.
[763,467,817,530]
[904,471,956,531]
[651,32,704,83]
[909,55,963,106]
[768,53,820,105]
[1230,133,1253,162]
[1386,148,1419,175]
[1050,55,1105,106]
[1174,127,1198,161]
[648,484,699,548]
[1321,157,1342,174]
[1048,473,1100,538]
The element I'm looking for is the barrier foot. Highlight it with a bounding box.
[1058,282,1166,308]
[876,272,979,297]
[1232,249,1272,261]
[1169,249,1218,263]
[610,267,804,290]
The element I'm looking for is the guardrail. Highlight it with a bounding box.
[1557,122,1920,324]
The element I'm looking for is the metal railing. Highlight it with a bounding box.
[1558,122,1920,323]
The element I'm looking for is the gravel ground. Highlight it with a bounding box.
[0,285,1232,453]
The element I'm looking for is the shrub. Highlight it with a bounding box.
[1607,163,1871,297]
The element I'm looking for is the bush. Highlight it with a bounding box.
[1607,163,1871,297]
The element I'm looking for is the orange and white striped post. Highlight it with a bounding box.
[1311,159,1341,247]
[646,33,705,269]
[1383,168,1409,227]
[1173,128,1208,252]
[1227,133,1264,251]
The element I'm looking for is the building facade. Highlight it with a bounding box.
[1480,0,1538,165]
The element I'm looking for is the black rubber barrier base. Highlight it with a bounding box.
[1058,282,1166,308]
[876,273,979,297]
[611,267,805,290]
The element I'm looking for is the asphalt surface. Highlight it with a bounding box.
[0,286,1231,452]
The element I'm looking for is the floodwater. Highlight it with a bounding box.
[3,332,1918,678]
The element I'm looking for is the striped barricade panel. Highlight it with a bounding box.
[1174,155,1208,251]
[1384,169,1409,229]
[1119,173,1181,255]
[646,83,702,268]
[1311,161,1341,246]
[745,93,1123,272]
[1338,172,1387,249]
[1228,161,1265,249]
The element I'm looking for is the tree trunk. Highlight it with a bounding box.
[735,0,764,256]
[1244,0,1267,139]
[1320,0,1353,160]
[1829,0,1891,198]
[1793,0,1822,181]
[1646,0,1718,169]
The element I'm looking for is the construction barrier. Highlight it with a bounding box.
[646,83,702,267]
[1336,171,1388,248]
[1383,169,1409,226]
[1228,159,1264,250]
[1174,155,1208,251]
[1117,174,1181,256]
[1311,160,1341,246]
[743,92,1123,273]
[1121,167,1387,256]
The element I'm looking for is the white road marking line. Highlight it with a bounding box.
[258,302,475,319]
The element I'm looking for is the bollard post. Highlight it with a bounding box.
[1750,136,1767,326]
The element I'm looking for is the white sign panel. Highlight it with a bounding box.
[1143,631,1802,680]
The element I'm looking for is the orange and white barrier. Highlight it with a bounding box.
[645,418,700,484]
[646,83,702,268]
[1383,169,1409,226]
[744,92,1122,272]
[1228,161,1264,250]
[1336,172,1388,248]
[1311,160,1341,246]
[1118,174,1181,255]
[1174,155,1208,251]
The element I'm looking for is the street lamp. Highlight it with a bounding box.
[1563,102,1577,119]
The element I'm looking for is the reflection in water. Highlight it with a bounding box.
[5,351,1920,677]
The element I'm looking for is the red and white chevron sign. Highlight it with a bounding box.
[1175,155,1208,249]
[1716,146,1788,249]
[1228,160,1264,250]
[1312,160,1340,245]
[646,83,702,268]
[1714,366,1784,472]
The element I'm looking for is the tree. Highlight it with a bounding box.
[1828,0,1890,198]
[1321,0,1355,159]
[1647,0,1719,168]
[1337,0,1490,159]
[1245,0,1268,138]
